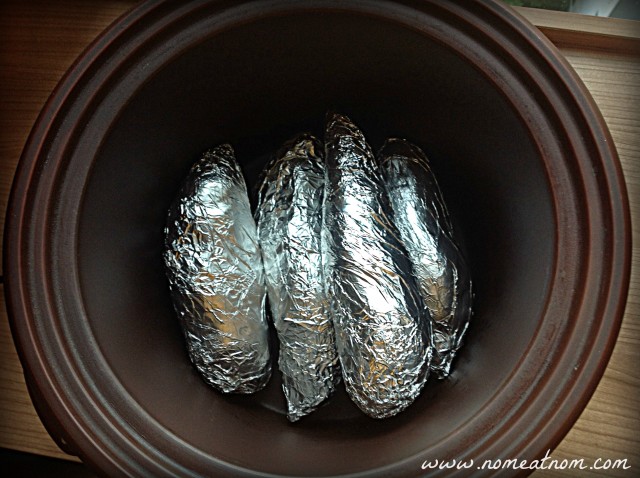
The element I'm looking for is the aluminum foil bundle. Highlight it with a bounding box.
[256,134,340,422]
[380,138,472,378]
[164,144,272,394]
[322,113,432,419]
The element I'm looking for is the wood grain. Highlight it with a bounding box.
[0,0,142,461]
[515,6,640,38]
[0,2,638,475]
[532,45,640,477]
[0,0,141,276]
[0,293,79,461]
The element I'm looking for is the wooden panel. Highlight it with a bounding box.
[0,0,141,462]
[0,291,80,461]
[532,46,640,477]
[0,2,638,475]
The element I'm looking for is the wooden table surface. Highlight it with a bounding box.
[1,2,638,476]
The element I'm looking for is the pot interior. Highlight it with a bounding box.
[74,8,553,475]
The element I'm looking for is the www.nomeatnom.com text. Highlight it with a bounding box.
[421,449,631,472]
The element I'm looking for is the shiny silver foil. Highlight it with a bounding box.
[380,138,472,378]
[322,113,432,419]
[256,134,340,422]
[164,144,272,394]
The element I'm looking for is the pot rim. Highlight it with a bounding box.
[3,1,631,476]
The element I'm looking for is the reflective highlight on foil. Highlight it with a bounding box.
[322,113,432,419]
[256,134,340,421]
[164,144,271,393]
[381,138,472,378]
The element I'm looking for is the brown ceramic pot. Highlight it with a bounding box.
[4,1,631,476]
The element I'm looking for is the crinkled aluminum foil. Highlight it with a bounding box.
[164,144,272,394]
[380,138,472,378]
[256,134,340,422]
[322,113,432,419]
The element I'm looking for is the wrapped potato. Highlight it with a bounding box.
[256,134,340,421]
[322,113,432,419]
[381,138,472,377]
[164,144,271,394]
